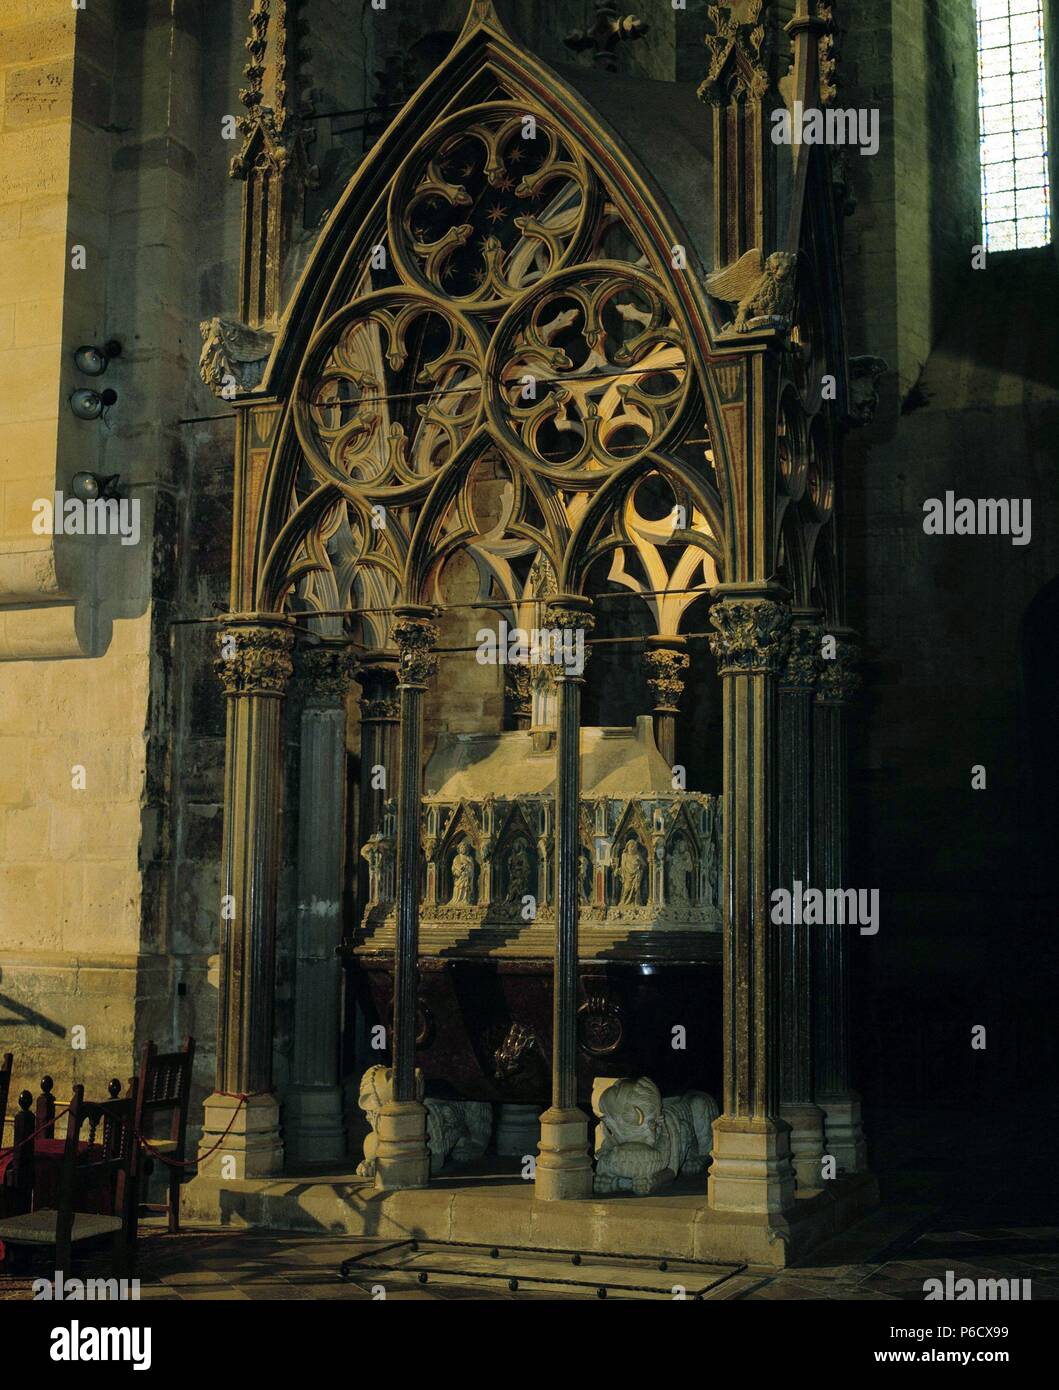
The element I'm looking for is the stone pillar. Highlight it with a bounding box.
[814,630,869,1172]
[285,642,358,1167]
[706,588,797,1214]
[536,596,594,1201]
[199,615,295,1178]
[356,656,399,912]
[642,637,690,765]
[778,614,826,1194]
[373,607,437,1191]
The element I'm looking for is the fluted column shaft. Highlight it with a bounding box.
[536,596,594,1200]
[373,608,437,1191]
[199,614,294,1179]
[778,614,826,1192]
[813,631,868,1171]
[287,642,357,1166]
[706,587,796,1214]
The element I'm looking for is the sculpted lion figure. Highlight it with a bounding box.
[355,1064,491,1178]
[592,1076,720,1196]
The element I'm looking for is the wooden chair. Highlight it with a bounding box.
[0,1055,12,1144]
[36,1076,56,1139]
[0,1091,35,1223]
[0,1083,139,1276]
[132,1037,195,1233]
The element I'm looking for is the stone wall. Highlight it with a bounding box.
[840,0,980,406]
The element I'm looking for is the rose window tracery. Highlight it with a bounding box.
[389,104,594,308]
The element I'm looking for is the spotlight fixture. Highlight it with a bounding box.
[72,340,122,376]
[71,471,121,501]
[69,387,117,421]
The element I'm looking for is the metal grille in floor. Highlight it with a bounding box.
[339,1240,747,1299]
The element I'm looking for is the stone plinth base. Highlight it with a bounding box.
[707,1115,797,1214]
[373,1100,430,1191]
[496,1104,542,1158]
[196,1092,283,1180]
[535,1106,592,1201]
[822,1094,869,1174]
[284,1085,347,1168]
[780,1101,826,1194]
[181,1166,880,1269]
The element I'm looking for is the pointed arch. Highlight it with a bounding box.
[238,5,744,628]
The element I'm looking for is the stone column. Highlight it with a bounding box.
[814,630,868,1172]
[373,607,437,1191]
[706,587,796,1214]
[778,614,826,1193]
[642,637,690,765]
[285,642,358,1167]
[536,596,594,1200]
[199,614,294,1178]
[355,656,399,912]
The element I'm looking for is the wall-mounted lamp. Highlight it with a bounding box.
[72,340,122,376]
[71,471,121,501]
[70,387,117,421]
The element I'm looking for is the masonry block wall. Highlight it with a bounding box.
[842,2,1059,1106]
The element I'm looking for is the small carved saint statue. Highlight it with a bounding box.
[618,837,645,906]
[450,839,477,905]
[505,840,531,904]
[580,847,593,904]
[668,836,693,909]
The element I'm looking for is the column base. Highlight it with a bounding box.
[535,1106,592,1201]
[496,1103,542,1158]
[284,1084,347,1168]
[373,1100,430,1191]
[707,1114,796,1214]
[821,1092,869,1173]
[780,1101,827,1194]
[197,1091,284,1180]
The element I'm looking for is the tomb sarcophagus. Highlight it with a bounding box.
[352,716,722,1104]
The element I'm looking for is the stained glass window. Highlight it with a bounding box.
[977,0,1051,250]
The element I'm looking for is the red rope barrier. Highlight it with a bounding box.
[2,1094,252,1173]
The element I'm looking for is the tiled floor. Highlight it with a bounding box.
[1,1202,1055,1301]
[2,1099,1056,1300]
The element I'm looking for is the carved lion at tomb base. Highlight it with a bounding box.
[355,1064,492,1177]
[592,1076,720,1195]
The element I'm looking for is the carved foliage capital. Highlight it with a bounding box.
[699,0,772,106]
[298,644,358,707]
[643,647,690,709]
[215,621,295,697]
[816,636,862,703]
[780,622,823,690]
[708,597,791,676]
[360,695,400,721]
[393,615,439,687]
[544,600,595,634]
